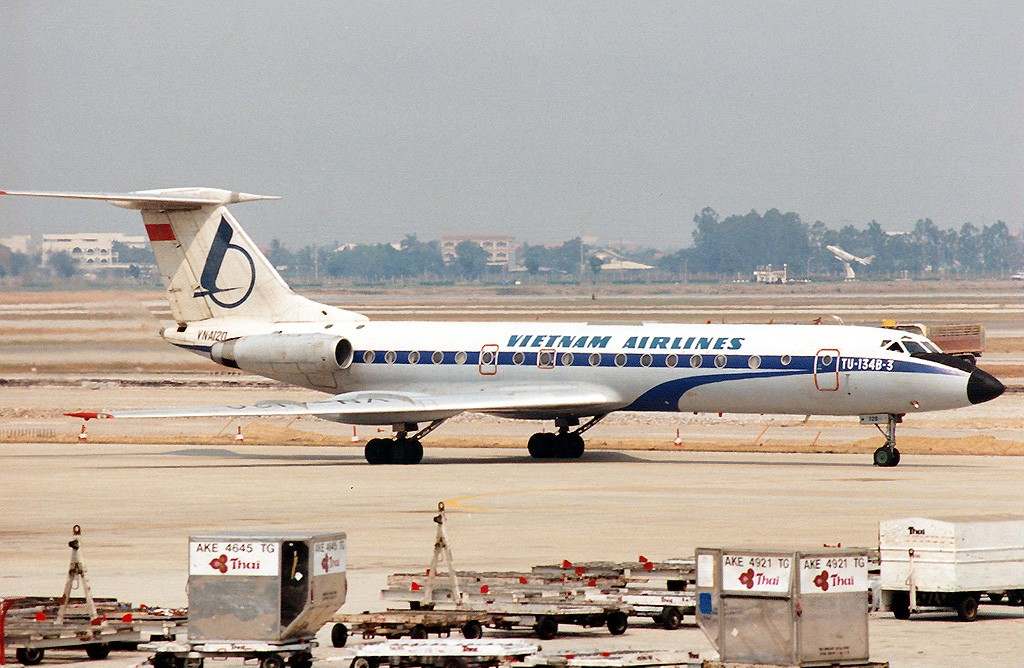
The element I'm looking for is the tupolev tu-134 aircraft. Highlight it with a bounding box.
[2,188,1005,467]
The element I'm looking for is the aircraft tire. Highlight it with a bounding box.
[365,439,389,465]
[528,433,557,459]
[873,447,898,467]
[402,439,424,465]
[562,433,585,458]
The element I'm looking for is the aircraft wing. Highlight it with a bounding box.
[67,384,624,425]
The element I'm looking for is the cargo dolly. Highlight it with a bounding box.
[1,526,185,665]
[348,638,539,668]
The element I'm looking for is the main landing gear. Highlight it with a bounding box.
[872,413,902,467]
[364,420,446,465]
[528,415,605,460]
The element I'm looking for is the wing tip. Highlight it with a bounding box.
[65,411,112,420]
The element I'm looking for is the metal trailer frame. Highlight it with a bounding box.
[332,601,631,644]
[349,638,539,668]
[141,638,315,668]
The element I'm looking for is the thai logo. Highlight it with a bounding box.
[738,568,756,589]
[209,555,229,573]
[813,570,831,591]
[194,216,255,308]
[321,552,341,573]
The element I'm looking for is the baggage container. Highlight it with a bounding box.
[879,515,1024,621]
[187,531,346,642]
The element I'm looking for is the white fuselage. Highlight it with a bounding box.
[170,319,974,419]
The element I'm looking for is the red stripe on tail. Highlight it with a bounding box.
[145,223,176,241]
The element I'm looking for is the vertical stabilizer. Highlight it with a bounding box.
[1,188,367,325]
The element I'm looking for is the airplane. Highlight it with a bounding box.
[1,188,1005,467]
[826,245,874,281]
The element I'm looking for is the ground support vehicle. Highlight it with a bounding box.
[881,322,985,361]
[524,649,702,668]
[142,638,316,668]
[1,603,141,665]
[1,526,186,665]
[879,516,1024,621]
[330,611,489,646]
[349,638,539,668]
[333,601,631,643]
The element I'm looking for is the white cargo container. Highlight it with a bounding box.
[879,515,1024,621]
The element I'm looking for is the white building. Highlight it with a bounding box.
[41,233,148,268]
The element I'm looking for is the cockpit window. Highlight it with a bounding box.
[902,340,927,354]
[922,341,941,353]
[886,341,905,353]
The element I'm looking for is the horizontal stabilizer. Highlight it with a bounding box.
[0,188,278,211]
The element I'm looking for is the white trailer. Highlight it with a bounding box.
[879,515,1024,621]
[349,638,538,668]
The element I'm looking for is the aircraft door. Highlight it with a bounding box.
[479,344,498,376]
[814,349,840,391]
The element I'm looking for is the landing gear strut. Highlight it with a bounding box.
[528,415,605,460]
[363,420,446,465]
[872,414,902,467]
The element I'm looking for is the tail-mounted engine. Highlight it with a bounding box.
[211,334,354,388]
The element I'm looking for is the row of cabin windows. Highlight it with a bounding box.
[360,350,788,370]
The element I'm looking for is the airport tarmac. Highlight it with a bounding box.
[1,444,1021,668]
[2,286,1023,667]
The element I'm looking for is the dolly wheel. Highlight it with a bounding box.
[660,606,682,630]
[957,595,979,622]
[260,654,285,668]
[86,643,111,660]
[332,622,349,647]
[442,658,467,668]
[16,648,44,666]
[461,619,483,639]
[410,624,428,639]
[606,611,628,635]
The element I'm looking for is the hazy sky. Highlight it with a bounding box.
[2,1,1022,249]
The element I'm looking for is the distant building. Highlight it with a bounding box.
[41,232,148,269]
[441,235,515,267]
[753,263,788,284]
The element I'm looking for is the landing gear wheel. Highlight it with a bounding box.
[410,624,428,639]
[85,644,111,660]
[395,439,424,465]
[534,615,558,639]
[331,622,349,647]
[890,591,911,620]
[606,611,628,635]
[563,433,585,458]
[957,595,979,621]
[659,606,682,630]
[16,648,44,666]
[365,438,390,465]
[528,433,558,459]
[461,619,483,639]
[873,446,899,467]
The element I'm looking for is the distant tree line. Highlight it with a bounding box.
[657,208,1024,279]
[4,208,1021,284]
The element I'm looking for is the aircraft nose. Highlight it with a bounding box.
[967,367,1005,404]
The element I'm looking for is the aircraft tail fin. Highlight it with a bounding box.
[1,188,366,325]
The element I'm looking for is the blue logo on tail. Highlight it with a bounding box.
[193,217,256,309]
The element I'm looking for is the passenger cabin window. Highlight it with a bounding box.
[408,350,420,364]
[455,351,467,365]
[512,351,525,365]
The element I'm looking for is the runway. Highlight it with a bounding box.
[1,444,1021,667]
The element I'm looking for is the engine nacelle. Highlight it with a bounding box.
[211,333,354,374]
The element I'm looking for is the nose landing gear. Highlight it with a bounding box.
[871,413,902,467]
